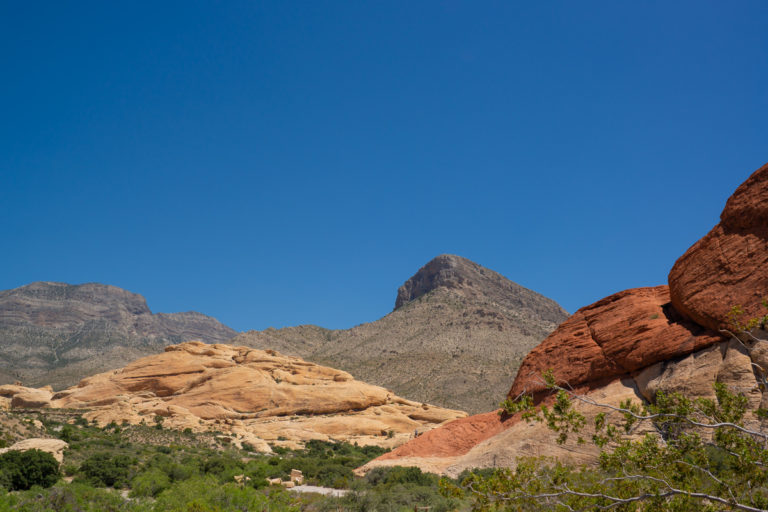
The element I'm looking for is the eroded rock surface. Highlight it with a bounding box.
[0,438,69,463]
[508,286,722,398]
[2,342,465,451]
[360,379,651,478]
[669,163,768,331]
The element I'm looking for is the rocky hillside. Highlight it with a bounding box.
[232,255,568,414]
[360,161,768,476]
[0,282,237,389]
[0,341,466,452]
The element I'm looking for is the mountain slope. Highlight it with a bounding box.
[233,255,568,414]
[0,282,237,389]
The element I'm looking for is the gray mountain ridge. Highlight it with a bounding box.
[0,281,237,389]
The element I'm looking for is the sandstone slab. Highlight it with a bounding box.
[0,438,69,463]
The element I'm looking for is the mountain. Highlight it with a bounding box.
[232,254,568,414]
[0,282,237,389]
[0,341,466,452]
[359,162,768,477]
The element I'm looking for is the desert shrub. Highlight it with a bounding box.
[0,449,60,491]
[78,452,133,487]
[365,465,435,487]
[152,475,298,512]
[202,453,244,483]
[57,424,79,443]
[131,467,171,497]
[0,482,126,512]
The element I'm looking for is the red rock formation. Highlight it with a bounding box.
[508,286,722,398]
[375,411,512,460]
[669,163,768,332]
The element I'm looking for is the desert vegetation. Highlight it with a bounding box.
[0,411,474,512]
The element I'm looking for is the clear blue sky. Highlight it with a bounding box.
[1,2,766,332]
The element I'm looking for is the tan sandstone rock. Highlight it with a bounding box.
[0,438,68,463]
[9,388,53,409]
[31,342,466,450]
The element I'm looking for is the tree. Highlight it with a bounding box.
[0,449,61,491]
[444,333,768,511]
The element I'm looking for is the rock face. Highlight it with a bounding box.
[361,162,768,476]
[669,163,768,331]
[2,342,466,452]
[508,286,723,398]
[394,255,567,323]
[0,282,237,389]
[232,255,568,414]
[0,438,69,463]
[359,379,651,478]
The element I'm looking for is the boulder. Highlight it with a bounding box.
[669,162,768,332]
[508,286,722,398]
[10,388,53,409]
[0,438,68,463]
[634,344,723,401]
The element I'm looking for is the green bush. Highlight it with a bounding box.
[79,452,133,488]
[0,482,126,512]
[131,467,170,497]
[0,449,61,491]
[365,465,435,487]
[153,475,298,512]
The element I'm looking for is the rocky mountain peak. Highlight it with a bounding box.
[394,254,473,309]
[394,254,567,324]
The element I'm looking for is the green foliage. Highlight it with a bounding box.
[365,465,435,487]
[451,376,768,511]
[498,394,533,416]
[58,423,79,443]
[0,413,407,511]
[727,299,768,331]
[0,449,60,491]
[328,466,462,512]
[130,467,171,497]
[152,476,298,512]
[79,452,133,487]
[0,482,127,512]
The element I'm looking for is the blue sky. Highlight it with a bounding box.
[1,2,766,332]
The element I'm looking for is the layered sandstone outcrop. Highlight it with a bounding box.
[669,163,768,331]
[2,342,465,452]
[508,286,723,398]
